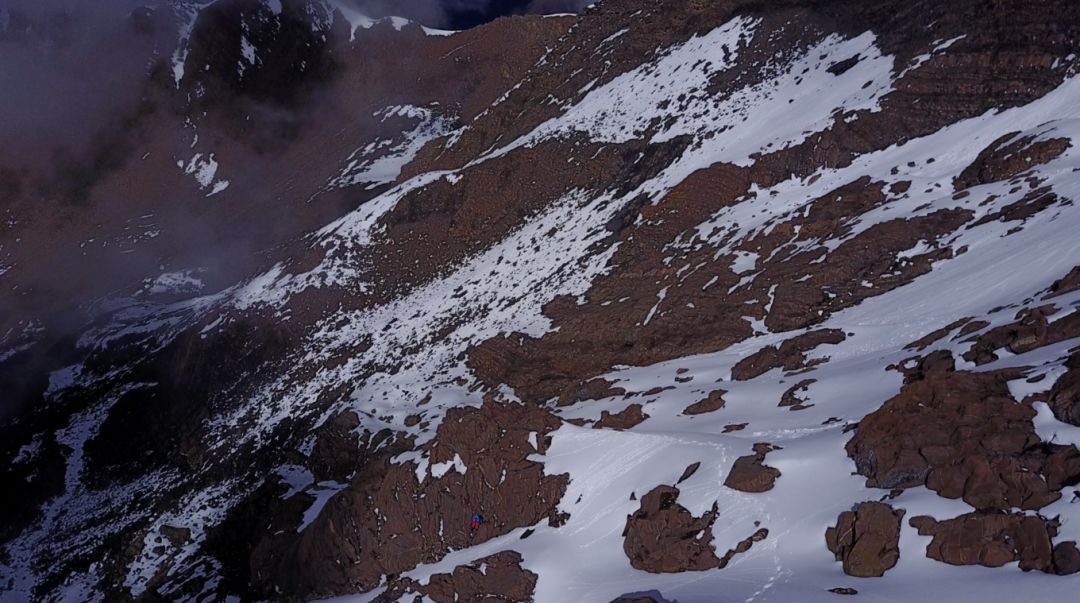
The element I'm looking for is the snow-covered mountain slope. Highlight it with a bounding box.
[0,0,568,428]
[5,0,1080,601]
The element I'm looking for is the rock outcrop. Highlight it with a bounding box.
[953,134,1071,192]
[595,404,650,430]
[724,443,782,493]
[846,371,1080,510]
[910,512,1080,575]
[962,305,1080,366]
[222,400,568,600]
[683,390,727,415]
[623,485,723,573]
[1047,350,1080,426]
[731,330,847,381]
[622,483,769,575]
[374,550,538,603]
[825,502,905,577]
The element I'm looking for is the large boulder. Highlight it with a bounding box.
[846,371,1080,510]
[724,443,781,493]
[825,502,905,577]
[909,512,1066,573]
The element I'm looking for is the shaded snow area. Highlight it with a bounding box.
[1,294,224,600]
[0,320,43,364]
[141,270,205,296]
[327,105,455,191]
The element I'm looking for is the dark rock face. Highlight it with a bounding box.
[1052,541,1080,576]
[623,485,722,573]
[731,330,846,381]
[309,410,363,482]
[1047,265,1080,298]
[182,0,341,106]
[904,317,972,351]
[909,512,1080,574]
[84,316,296,488]
[559,377,628,406]
[613,596,669,603]
[953,133,1071,192]
[678,462,701,484]
[892,349,956,384]
[226,400,568,600]
[825,502,905,577]
[779,379,816,410]
[846,371,1080,510]
[622,484,769,574]
[374,550,538,603]
[962,304,1080,366]
[1047,351,1080,426]
[683,389,727,415]
[724,443,781,493]
[595,403,649,429]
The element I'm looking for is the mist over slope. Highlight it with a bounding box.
[3,0,1080,601]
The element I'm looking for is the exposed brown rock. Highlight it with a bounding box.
[678,462,701,484]
[909,512,1073,573]
[1047,265,1080,299]
[963,305,1080,365]
[469,169,967,405]
[825,502,905,577]
[891,349,956,384]
[732,330,847,381]
[1047,351,1080,426]
[847,371,1080,510]
[723,423,749,433]
[779,379,816,410]
[641,386,675,397]
[954,133,1071,192]
[969,185,1061,227]
[622,484,768,575]
[559,377,628,407]
[718,528,770,566]
[623,485,722,573]
[595,404,650,430]
[17,0,1080,598]
[1052,542,1080,575]
[904,317,972,351]
[374,550,537,603]
[683,390,727,415]
[724,443,782,493]
[309,411,362,482]
[956,319,991,338]
[235,400,568,600]
[611,595,667,603]
[159,525,191,548]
